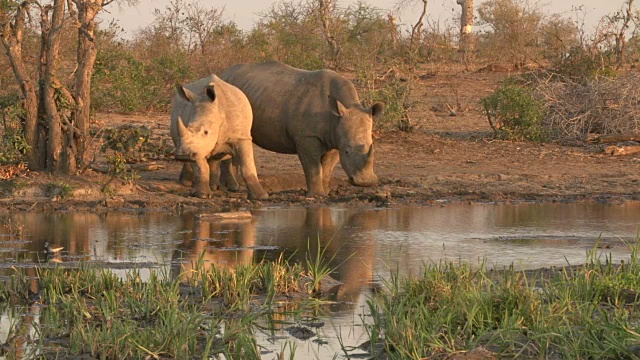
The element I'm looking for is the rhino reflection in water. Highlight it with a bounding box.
[221,61,384,197]
[257,208,382,308]
[170,216,256,281]
[169,208,380,309]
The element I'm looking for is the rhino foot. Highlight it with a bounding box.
[179,179,193,187]
[305,189,328,198]
[249,191,269,201]
[191,190,212,199]
[226,183,240,192]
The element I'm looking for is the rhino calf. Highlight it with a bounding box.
[221,61,384,197]
[170,75,268,200]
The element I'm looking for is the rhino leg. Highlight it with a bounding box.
[321,149,340,194]
[208,158,223,191]
[220,158,240,192]
[296,138,327,197]
[191,157,213,199]
[234,139,268,200]
[179,163,194,186]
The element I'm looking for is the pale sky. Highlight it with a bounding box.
[99,0,628,37]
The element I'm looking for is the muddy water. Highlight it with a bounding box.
[1,202,640,358]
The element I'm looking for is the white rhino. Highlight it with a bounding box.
[220,61,384,197]
[170,75,268,200]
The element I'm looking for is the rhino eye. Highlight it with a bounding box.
[204,130,209,135]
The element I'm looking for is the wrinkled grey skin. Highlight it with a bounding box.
[170,75,268,200]
[220,61,384,197]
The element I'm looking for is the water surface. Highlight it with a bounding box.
[1,202,639,358]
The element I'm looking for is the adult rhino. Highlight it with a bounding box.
[220,61,384,197]
[170,74,268,200]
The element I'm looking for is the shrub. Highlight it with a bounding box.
[477,0,545,65]
[251,1,325,70]
[92,47,194,113]
[0,97,29,165]
[482,81,547,141]
[534,72,640,139]
[356,63,412,131]
[551,47,617,81]
[100,125,171,163]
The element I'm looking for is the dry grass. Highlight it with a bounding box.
[533,71,640,140]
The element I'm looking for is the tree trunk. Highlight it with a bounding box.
[409,0,428,62]
[43,0,74,173]
[73,0,101,170]
[38,4,52,169]
[387,14,399,48]
[318,0,340,69]
[605,145,640,156]
[614,0,634,68]
[0,2,42,170]
[587,132,640,143]
[456,0,474,65]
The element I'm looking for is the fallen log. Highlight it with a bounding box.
[195,211,253,221]
[587,133,640,144]
[604,145,640,156]
[91,162,165,174]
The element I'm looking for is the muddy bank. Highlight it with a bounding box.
[1,129,639,213]
[2,67,639,212]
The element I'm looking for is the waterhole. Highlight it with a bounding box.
[1,202,639,358]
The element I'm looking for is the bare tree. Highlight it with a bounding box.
[42,0,67,172]
[457,0,474,64]
[387,13,399,48]
[71,0,116,169]
[395,0,428,60]
[612,0,635,67]
[0,0,135,174]
[0,1,41,169]
[183,2,225,55]
[589,0,638,68]
[317,0,340,69]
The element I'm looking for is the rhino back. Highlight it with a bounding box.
[221,61,361,153]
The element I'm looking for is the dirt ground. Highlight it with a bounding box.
[2,66,639,212]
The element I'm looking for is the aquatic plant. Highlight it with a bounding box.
[363,241,640,359]
[0,257,316,359]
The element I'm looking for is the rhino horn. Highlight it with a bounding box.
[176,84,197,103]
[177,116,188,137]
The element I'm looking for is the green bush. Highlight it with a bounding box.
[482,82,547,141]
[100,125,171,163]
[356,64,412,132]
[551,47,617,82]
[369,80,411,131]
[0,98,29,165]
[92,48,193,113]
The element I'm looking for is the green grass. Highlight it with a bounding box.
[0,257,316,359]
[4,242,640,359]
[364,243,640,359]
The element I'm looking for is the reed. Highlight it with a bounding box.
[1,255,320,359]
[364,241,640,359]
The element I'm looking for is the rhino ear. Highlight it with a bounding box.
[205,85,216,102]
[333,100,348,118]
[176,84,196,103]
[371,102,385,119]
